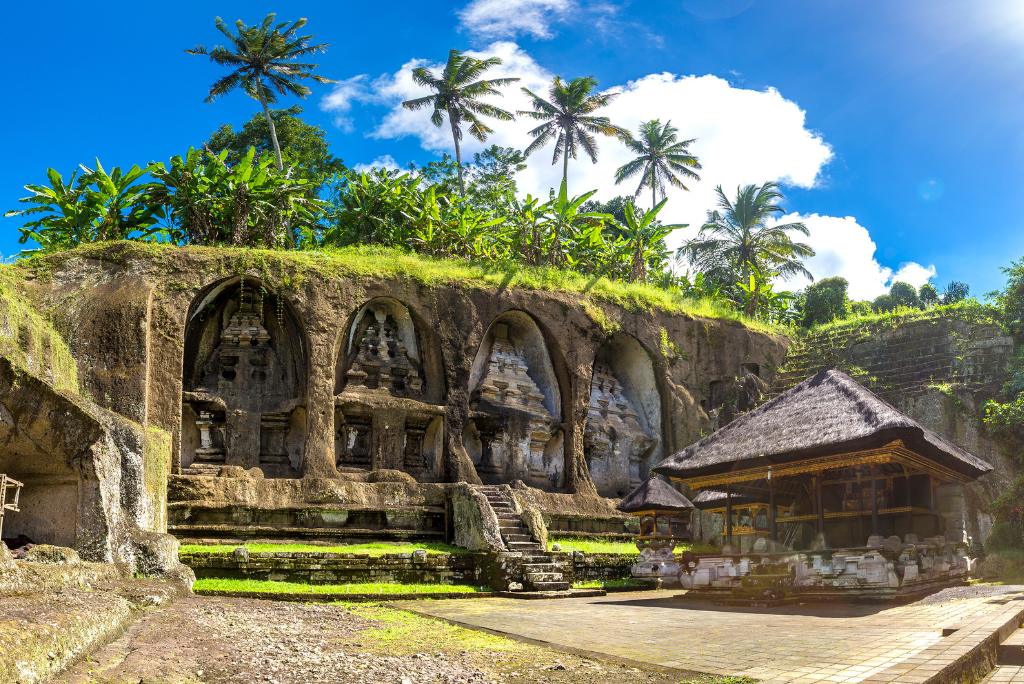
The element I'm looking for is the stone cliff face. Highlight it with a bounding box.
[772,309,1017,547]
[0,269,176,571]
[19,243,787,504]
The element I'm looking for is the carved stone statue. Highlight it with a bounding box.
[584,362,655,497]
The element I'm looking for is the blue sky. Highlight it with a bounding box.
[6,1,1023,298]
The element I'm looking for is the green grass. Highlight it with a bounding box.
[572,578,649,589]
[549,536,717,555]
[23,241,782,335]
[178,541,467,556]
[806,299,999,336]
[193,578,485,595]
[548,537,640,554]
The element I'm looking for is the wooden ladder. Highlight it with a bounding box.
[0,474,23,540]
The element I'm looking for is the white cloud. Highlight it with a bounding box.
[343,41,937,297]
[319,75,371,132]
[779,213,936,300]
[367,42,832,243]
[458,0,574,39]
[353,155,401,173]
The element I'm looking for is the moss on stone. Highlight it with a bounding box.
[19,241,781,334]
[0,268,78,394]
[143,426,172,532]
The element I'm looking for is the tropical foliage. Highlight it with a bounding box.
[187,13,334,171]
[205,105,345,188]
[5,162,163,251]
[7,16,841,327]
[519,76,628,190]
[680,182,813,316]
[401,50,518,194]
[615,119,701,210]
[151,147,324,248]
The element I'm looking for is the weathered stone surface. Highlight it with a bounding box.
[449,483,504,552]
[25,243,785,500]
[26,544,81,564]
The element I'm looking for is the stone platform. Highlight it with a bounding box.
[405,585,1024,683]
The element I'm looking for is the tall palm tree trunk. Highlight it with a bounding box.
[448,110,465,195]
[259,94,285,172]
[562,147,569,193]
[652,178,657,213]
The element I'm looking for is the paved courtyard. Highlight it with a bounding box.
[406,586,1024,683]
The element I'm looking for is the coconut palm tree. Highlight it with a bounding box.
[401,50,519,195]
[680,182,814,316]
[614,120,701,211]
[518,76,629,192]
[187,14,334,171]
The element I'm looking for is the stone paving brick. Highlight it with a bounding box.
[405,587,1024,683]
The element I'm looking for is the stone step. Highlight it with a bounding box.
[507,541,542,550]
[521,553,554,562]
[495,513,520,521]
[999,630,1024,666]
[522,562,560,572]
[528,581,571,592]
[525,572,566,584]
[503,534,534,543]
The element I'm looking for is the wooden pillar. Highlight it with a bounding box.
[725,485,733,547]
[768,473,777,542]
[905,472,914,537]
[870,466,879,536]
[815,474,825,535]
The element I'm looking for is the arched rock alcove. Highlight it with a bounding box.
[180,277,307,478]
[465,310,566,490]
[585,334,663,497]
[334,297,446,481]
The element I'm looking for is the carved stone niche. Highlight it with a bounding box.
[584,335,663,498]
[334,298,445,481]
[466,315,565,491]
[181,278,307,478]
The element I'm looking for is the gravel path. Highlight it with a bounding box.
[60,596,679,684]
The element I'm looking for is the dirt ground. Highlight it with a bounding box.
[59,596,696,684]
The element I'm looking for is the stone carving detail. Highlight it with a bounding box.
[183,281,304,477]
[346,308,422,397]
[585,362,655,497]
[473,324,548,417]
[470,323,560,489]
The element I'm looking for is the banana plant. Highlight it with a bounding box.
[605,198,684,283]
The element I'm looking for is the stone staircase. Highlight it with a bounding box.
[477,485,571,593]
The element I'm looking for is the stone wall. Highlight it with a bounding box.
[772,308,1018,547]
[558,552,637,582]
[181,550,487,585]
[22,243,786,504]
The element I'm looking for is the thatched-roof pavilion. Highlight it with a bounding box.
[618,476,695,514]
[654,369,991,550]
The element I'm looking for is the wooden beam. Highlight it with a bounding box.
[871,465,879,536]
[674,441,970,490]
[725,485,733,546]
[815,475,824,535]
[768,471,777,542]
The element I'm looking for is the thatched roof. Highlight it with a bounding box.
[655,369,992,480]
[618,476,695,513]
[691,489,762,509]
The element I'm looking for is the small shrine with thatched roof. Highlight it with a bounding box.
[627,369,992,599]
